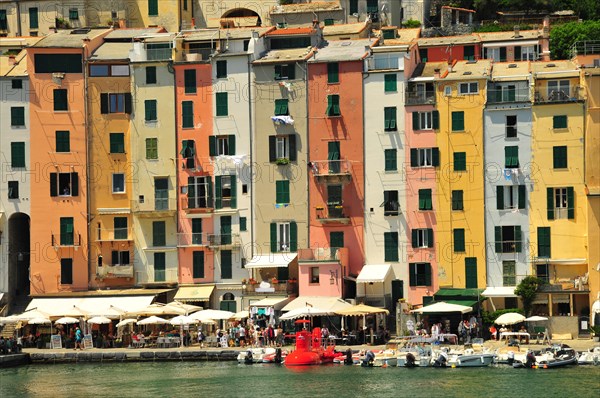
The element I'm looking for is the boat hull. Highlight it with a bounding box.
[284,351,321,366]
[454,354,495,367]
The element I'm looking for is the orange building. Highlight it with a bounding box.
[27,28,110,294]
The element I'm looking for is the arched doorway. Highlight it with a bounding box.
[221,8,261,27]
[8,213,30,296]
[220,292,237,312]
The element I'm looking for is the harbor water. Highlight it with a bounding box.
[1,362,599,397]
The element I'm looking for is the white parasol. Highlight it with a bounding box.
[27,317,52,325]
[137,316,170,325]
[411,301,472,314]
[524,315,548,322]
[87,316,112,325]
[169,315,199,326]
[280,306,332,320]
[115,318,137,328]
[54,317,80,325]
[495,312,526,326]
[189,309,234,321]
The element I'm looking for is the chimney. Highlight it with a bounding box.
[513,25,521,38]
[542,16,550,39]
[447,60,453,73]
[8,55,16,66]
[191,18,195,29]
[434,68,440,79]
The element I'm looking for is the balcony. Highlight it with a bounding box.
[95,228,132,242]
[136,269,178,286]
[51,233,81,247]
[179,48,213,62]
[131,198,177,218]
[495,240,522,254]
[311,159,352,185]
[405,90,436,105]
[180,198,213,214]
[487,87,531,104]
[297,247,346,262]
[97,265,134,278]
[177,232,209,247]
[534,86,584,104]
[243,281,297,295]
[207,233,241,248]
[316,205,350,225]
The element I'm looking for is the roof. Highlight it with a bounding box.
[438,59,492,80]
[30,288,173,297]
[206,16,261,28]
[139,33,177,43]
[246,253,298,268]
[309,39,375,62]
[531,60,580,78]
[266,27,317,37]
[323,22,369,36]
[253,47,314,64]
[0,37,43,48]
[32,28,111,48]
[174,285,215,302]
[183,27,273,41]
[281,296,352,312]
[442,5,476,13]
[490,61,531,81]
[411,61,447,78]
[105,27,166,40]
[271,2,342,14]
[477,30,542,42]
[356,264,392,283]
[90,42,133,61]
[417,34,480,47]
[383,28,421,45]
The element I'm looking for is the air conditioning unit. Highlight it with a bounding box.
[345,298,356,305]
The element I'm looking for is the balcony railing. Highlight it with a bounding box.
[177,232,209,247]
[136,269,178,285]
[146,48,172,61]
[95,228,132,242]
[131,198,177,216]
[487,87,531,104]
[316,206,350,224]
[495,240,522,253]
[97,265,134,278]
[311,159,352,185]
[180,48,213,62]
[207,233,241,247]
[52,233,81,247]
[534,86,584,103]
[405,90,436,105]
[298,247,342,262]
[243,281,297,295]
[180,197,213,213]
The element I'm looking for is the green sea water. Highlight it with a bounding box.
[1,362,599,398]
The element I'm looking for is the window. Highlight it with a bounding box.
[521,46,537,61]
[503,261,516,286]
[537,227,551,258]
[34,54,83,73]
[215,175,236,209]
[69,8,79,20]
[0,10,7,30]
[114,217,128,240]
[54,89,68,111]
[412,228,433,248]
[418,189,432,210]
[12,79,22,89]
[11,142,25,168]
[184,69,196,94]
[111,250,130,266]
[146,138,158,159]
[148,0,159,16]
[145,100,157,121]
[209,135,236,156]
[463,45,475,61]
[409,263,431,286]
[459,82,478,95]
[382,190,399,216]
[268,134,297,163]
[327,63,339,83]
[536,263,549,283]
[189,218,202,245]
[504,146,519,168]
[465,258,477,288]
[243,40,250,51]
[452,190,463,210]
[110,94,125,113]
[193,251,205,278]
[152,221,166,246]
[11,107,25,126]
[187,176,212,209]
[274,64,295,80]
[146,66,157,84]
[50,172,78,197]
[180,139,195,168]
[553,115,567,129]
[547,80,570,99]
[454,152,466,171]
[349,0,358,14]
[310,267,320,283]
[216,92,228,116]
[326,95,341,117]
[216,60,227,78]
[384,107,397,131]
[100,93,132,114]
[506,115,517,138]
[112,173,125,193]
[327,185,343,215]
[154,178,169,210]
[154,253,165,282]
[328,141,341,173]
[55,131,70,152]
[384,149,397,171]
[548,187,574,220]
[29,8,38,29]
[384,74,397,92]
[111,65,129,76]
[410,148,439,167]
[8,181,18,199]
[276,222,290,252]
[90,65,109,76]
[384,232,399,261]
[484,47,505,62]
[453,228,465,252]
[109,133,125,154]
[382,29,395,39]
[61,259,73,285]
[270,221,297,252]
[220,251,233,280]
[494,225,522,253]
[412,111,439,130]
[496,185,526,210]
[553,146,568,169]
[274,99,289,116]
[276,180,290,204]
[182,101,194,128]
[419,48,428,62]
[60,217,74,246]
[451,111,464,131]
[240,217,247,232]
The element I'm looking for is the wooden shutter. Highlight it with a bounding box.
[384,74,396,92]
[209,136,217,156]
[546,187,554,220]
[567,187,574,219]
[327,63,339,83]
[411,229,418,248]
[193,251,205,278]
[216,60,227,78]
[269,136,276,162]
[424,263,432,286]
[228,135,236,155]
[230,176,237,209]
[100,93,109,114]
[427,229,434,248]
[494,226,502,253]
[454,229,465,252]
[289,135,297,161]
[514,46,521,60]
[384,232,398,261]
[71,172,78,196]
[287,64,295,79]
[515,226,522,252]
[499,47,507,62]
[496,186,504,210]
[50,173,58,197]
[452,111,464,131]
[538,227,551,258]
[432,148,440,167]
[216,92,228,116]
[270,223,277,252]
[410,149,418,167]
[214,176,222,209]
[184,69,196,94]
[124,93,132,114]
[182,101,194,128]
[518,185,526,209]
[432,111,439,129]
[111,251,119,265]
[187,176,195,208]
[409,263,416,286]
[290,221,297,252]
[465,258,477,288]
[412,112,419,130]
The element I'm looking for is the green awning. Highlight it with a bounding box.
[434,288,484,298]
[444,299,479,307]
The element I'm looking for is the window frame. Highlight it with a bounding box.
[8,181,19,199]
[112,173,126,194]
[10,107,25,127]
[277,222,291,252]
[505,115,517,138]
[145,99,157,122]
[326,94,341,117]
[146,138,158,159]
[310,266,320,284]
[553,146,568,169]
[459,82,479,95]
[384,107,397,131]
[187,176,212,209]
[275,180,290,204]
[384,149,397,171]
[109,133,125,154]
[418,189,433,211]
[53,89,68,111]
[502,260,516,286]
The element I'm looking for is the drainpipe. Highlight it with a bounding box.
[247,52,254,289]
[83,46,92,290]
[14,1,21,37]
[305,61,310,255]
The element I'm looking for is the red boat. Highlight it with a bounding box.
[285,324,344,366]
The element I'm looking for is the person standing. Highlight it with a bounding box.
[74,327,83,350]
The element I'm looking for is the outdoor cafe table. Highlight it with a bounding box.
[500,331,530,344]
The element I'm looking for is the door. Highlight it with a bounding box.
[155,178,169,210]
[154,252,166,282]
[220,216,231,245]
[391,279,404,304]
[328,141,340,174]
[330,231,344,258]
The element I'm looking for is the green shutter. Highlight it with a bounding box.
[327,63,339,83]
[146,138,157,159]
[454,152,466,171]
[452,190,463,210]
[152,221,165,246]
[228,135,236,155]
[538,227,551,258]
[290,221,297,252]
[384,74,397,92]
[182,101,194,128]
[215,175,222,209]
[216,60,227,78]
[497,186,504,210]
[409,263,416,286]
[384,107,397,131]
[514,46,522,60]
[148,0,158,16]
[384,232,398,261]
[518,185,526,209]
[11,107,25,126]
[515,226,522,252]
[454,228,465,252]
[193,251,205,278]
[275,99,288,116]
[553,115,567,129]
[230,175,237,209]
[184,69,196,94]
[146,66,157,84]
[495,226,502,253]
[11,142,25,168]
[419,189,432,210]
[54,89,67,111]
[567,186,574,219]
[384,149,397,171]
[50,173,57,197]
[110,133,124,153]
[412,112,420,130]
[424,263,432,286]
[274,65,281,79]
[216,92,228,116]
[432,148,440,167]
[547,187,555,220]
[411,229,418,248]
[505,146,519,168]
[451,111,464,131]
[499,47,507,62]
[327,95,340,116]
[56,131,70,152]
[29,8,38,29]
[145,100,157,121]
[270,223,277,252]
[240,217,247,232]
[60,217,74,246]
[209,136,217,156]
[276,180,289,204]
[553,146,567,169]
[432,111,440,129]
[427,229,434,248]
[465,258,477,288]
[410,148,418,167]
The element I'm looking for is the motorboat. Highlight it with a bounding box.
[371,349,398,367]
[333,348,360,365]
[396,341,434,367]
[237,347,269,364]
[450,351,495,367]
[285,327,343,366]
[261,348,286,364]
[537,347,578,368]
[577,346,600,365]
[513,344,578,369]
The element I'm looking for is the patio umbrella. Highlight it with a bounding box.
[115,318,137,328]
[87,316,112,325]
[11,309,51,321]
[280,306,332,320]
[55,317,80,325]
[231,310,249,320]
[411,301,472,314]
[126,303,187,317]
[189,309,234,321]
[137,316,170,325]
[27,317,52,325]
[166,301,202,315]
[169,315,199,326]
[495,312,526,326]
[335,303,390,316]
[524,316,548,322]
[59,305,89,318]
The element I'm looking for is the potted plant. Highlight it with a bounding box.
[276,158,290,165]
[287,278,297,283]
[590,325,600,342]
[241,278,247,284]
[271,277,279,284]
[248,278,257,285]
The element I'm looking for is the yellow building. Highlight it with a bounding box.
[434,60,491,292]
[530,61,589,327]
[0,0,87,37]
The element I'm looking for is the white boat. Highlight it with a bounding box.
[451,352,496,367]
[237,347,277,364]
[578,346,600,365]
[396,346,433,367]
[372,349,398,367]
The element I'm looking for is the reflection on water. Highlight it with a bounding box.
[2,362,599,398]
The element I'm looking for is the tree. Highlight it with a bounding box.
[514,276,546,316]
[550,20,600,60]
